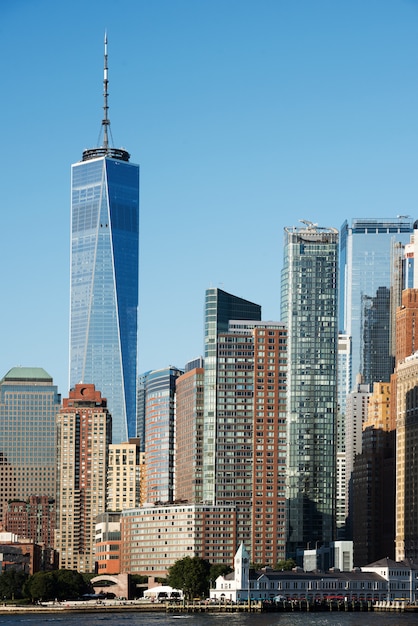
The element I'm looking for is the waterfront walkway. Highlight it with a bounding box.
[1,598,417,615]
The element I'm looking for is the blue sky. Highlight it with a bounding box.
[1,0,418,396]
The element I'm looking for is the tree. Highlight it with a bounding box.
[24,569,89,602]
[129,574,148,599]
[24,571,55,602]
[209,563,232,585]
[167,557,210,600]
[0,570,28,600]
[54,570,88,600]
[274,558,296,571]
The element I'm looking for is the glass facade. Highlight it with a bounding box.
[136,371,151,453]
[340,218,413,388]
[0,367,61,527]
[70,154,139,443]
[336,334,351,535]
[281,224,338,557]
[144,367,184,503]
[202,288,261,503]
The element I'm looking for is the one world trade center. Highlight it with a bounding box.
[69,35,139,443]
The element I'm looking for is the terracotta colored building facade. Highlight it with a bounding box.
[55,384,111,573]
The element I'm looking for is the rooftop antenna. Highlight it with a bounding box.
[102,31,110,151]
[82,33,130,162]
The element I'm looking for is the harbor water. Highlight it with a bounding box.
[0,612,417,625]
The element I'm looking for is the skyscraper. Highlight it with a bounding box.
[144,366,184,503]
[136,371,151,452]
[352,382,395,565]
[175,365,205,503]
[55,384,111,573]
[106,438,142,511]
[0,367,61,530]
[202,288,261,504]
[224,320,288,565]
[200,288,287,563]
[344,380,372,533]
[281,221,338,558]
[336,333,351,536]
[340,217,413,388]
[69,35,139,443]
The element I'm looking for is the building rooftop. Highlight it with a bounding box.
[1,367,53,383]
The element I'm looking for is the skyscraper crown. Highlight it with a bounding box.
[82,33,130,163]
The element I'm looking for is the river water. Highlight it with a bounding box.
[0,612,417,625]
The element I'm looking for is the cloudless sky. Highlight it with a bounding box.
[1,0,418,397]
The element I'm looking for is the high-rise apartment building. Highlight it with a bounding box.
[203,288,261,504]
[0,367,61,530]
[55,384,111,573]
[107,438,143,511]
[136,371,151,452]
[395,289,418,364]
[244,321,288,564]
[200,288,287,564]
[175,366,204,503]
[336,334,351,536]
[390,287,418,453]
[69,36,139,443]
[344,380,372,528]
[352,382,395,565]
[212,320,287,564]
[144,367,184,503]
[392,223,418,560]
[394,282,418,561]
[281,222,338,558]
[340,217,413,388]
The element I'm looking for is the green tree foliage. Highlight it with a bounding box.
[129,573,148,598]
[55,569,89,599]
[23,571,55,602]
[24,569,89,601]
[274,558,296,571]
[167,556,210,600]
[209,563,232,584]
[0,570,28,600]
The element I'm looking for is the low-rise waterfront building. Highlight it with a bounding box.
[120,502,236,577]
[210,545,418,604]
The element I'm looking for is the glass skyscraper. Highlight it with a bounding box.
[69,37,139,443]
[0,367,61,528]
[340,217,413,389]
[144,367,184,503]
[281,222,339,558]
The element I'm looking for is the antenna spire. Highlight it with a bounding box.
[82,33,130,163]
[102,31,110,151]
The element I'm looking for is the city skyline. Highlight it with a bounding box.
[1,1,418,397]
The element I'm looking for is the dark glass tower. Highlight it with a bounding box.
[281,222,339,558]
[69,36,139,443]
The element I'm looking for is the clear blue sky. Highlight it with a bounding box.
[1,0,418,397]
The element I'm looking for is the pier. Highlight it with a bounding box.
[166,599,375,613]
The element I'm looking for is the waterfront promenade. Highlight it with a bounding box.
[1,597,418,615]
